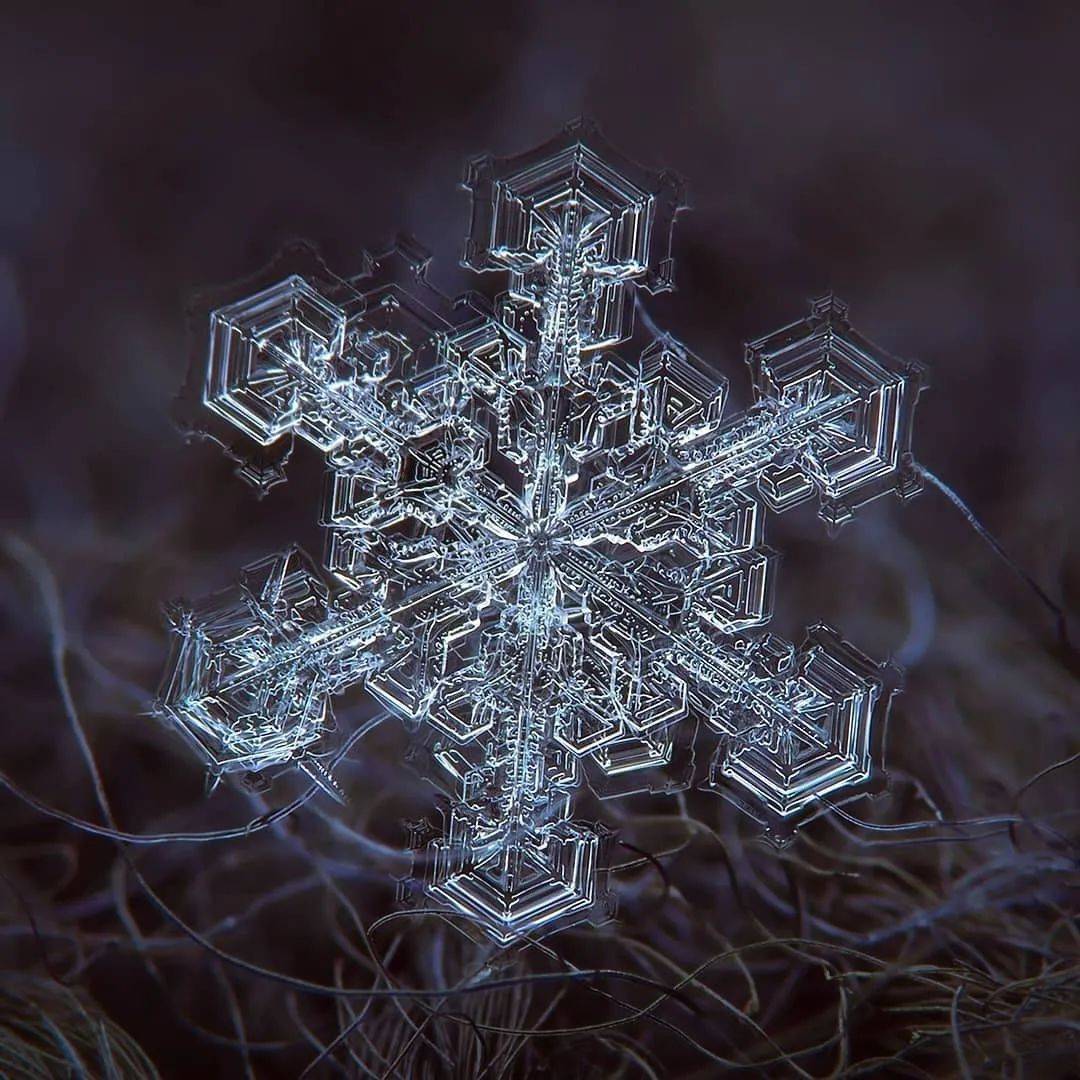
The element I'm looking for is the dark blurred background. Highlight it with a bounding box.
[1,2,1078,1076]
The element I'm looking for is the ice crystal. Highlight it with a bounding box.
[157,121,927,944]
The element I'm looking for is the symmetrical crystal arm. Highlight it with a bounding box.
[156,121,927,943]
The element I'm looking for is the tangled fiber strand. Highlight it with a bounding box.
[0,455,1077,1079]
[0,975,159,1079]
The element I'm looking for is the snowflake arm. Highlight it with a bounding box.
[155,121,928,943]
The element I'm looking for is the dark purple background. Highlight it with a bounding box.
[4,2,1078,618]
[1,2,1078,1074]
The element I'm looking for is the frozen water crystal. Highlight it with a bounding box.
[156,121,928,943]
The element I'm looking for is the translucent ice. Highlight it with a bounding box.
[157,121,927,943]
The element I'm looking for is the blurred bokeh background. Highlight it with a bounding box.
[1,2,1078,1075]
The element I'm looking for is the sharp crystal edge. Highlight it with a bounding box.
[156,120,928,944]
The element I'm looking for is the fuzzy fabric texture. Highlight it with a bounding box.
[1,3,1077,1075]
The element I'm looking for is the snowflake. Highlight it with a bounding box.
[156,121,927,944]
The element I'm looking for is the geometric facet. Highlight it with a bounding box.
[156,122,927,944]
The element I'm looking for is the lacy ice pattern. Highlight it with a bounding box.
[157,121,927,943]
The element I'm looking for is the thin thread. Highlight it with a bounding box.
[917,466,1072,650]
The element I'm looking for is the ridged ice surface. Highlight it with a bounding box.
[156,121,927,943]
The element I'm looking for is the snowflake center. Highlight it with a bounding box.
[157,121,927,945]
